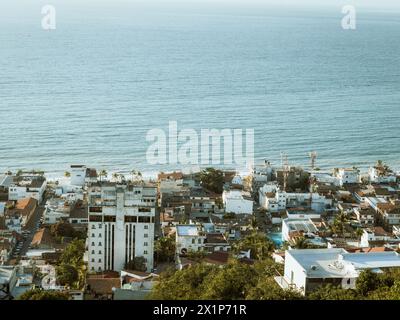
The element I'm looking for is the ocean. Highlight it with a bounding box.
[1,1,400,176]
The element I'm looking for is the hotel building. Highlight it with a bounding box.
[87,182,157,272]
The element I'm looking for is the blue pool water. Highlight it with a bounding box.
[267,232,283,247]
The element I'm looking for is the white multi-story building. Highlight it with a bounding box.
[8,175,46,202]
[70,165,87,186]
[259,188,331,213]
[222,190,253,215]
[87,182,157,273]
[281,218,318,242]
[334,168,360,186]
[176,224,206,255]
[369,165,397,184]
[276,249,400,295]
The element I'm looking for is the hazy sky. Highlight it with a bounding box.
[2,0,400,9]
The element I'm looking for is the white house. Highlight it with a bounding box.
[281,218,318,242]
[222,190,253,215]
[44,198,72,224]
[360,227,400,248]
[176,224,206,255]
[70,165,87,186]
[260,188,331,213]
[8,175,46,203]
[369,165,397,184]
[353,205,375,226]
[276,249,400,295]
[334,168,360,186]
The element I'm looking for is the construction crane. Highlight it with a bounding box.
[309,151,317,170]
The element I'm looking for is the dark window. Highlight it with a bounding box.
[89,215,102,222]
[104,215,116,222]
[125,216,137,223]
[138,216,151,223]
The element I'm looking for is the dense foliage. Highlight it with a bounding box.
[125,256,147,272]
[149,259,400,300]
[199,168,224,194]
[56,239,86,288]
[148,259,302,300]
[154,235,176,263]
[18,289,70,300]
[233,231,275,260]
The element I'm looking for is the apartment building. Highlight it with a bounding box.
[8,174,46,203]
[87,182,157,273]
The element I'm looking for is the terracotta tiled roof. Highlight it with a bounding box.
[204,251,230,265]
[86,277,120,295]
[31,228,55,247]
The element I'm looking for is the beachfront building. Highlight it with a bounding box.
[8,174,46,202]
[275,249,400,295]
[369,163,397,184]
[69,165,98,186]
[87,182,157,273]
[333,168,360,186]
[222,189,253,215]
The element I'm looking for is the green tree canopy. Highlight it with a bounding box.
[56,264,79,287]
[199,168,224,194]
[125,256,147,272]
[18,289,70,300]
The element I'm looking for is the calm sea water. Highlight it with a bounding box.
[1,2,400,175]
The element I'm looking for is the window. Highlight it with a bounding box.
[98,242,102,246]
[91,242,95,246]
[98,259,102,263]
[138,216,151,223]
[144,234,148,238]
[198,239,202,244]
[92,233,95,237]
[144,225,148,229]
[91,250,95,254]
[98,224,102,228]
[91,258,95,262]
[144,250,148,254]
[98,250,102,254]
[91,267,95,271]
[192,239,195,244]
[91,225,96,229]
[98,234,102,237]
[144,242,148,246]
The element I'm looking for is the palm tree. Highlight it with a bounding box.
[99,170,108,182]
[332,211,348,237]
[112,172,119,182]
[355,228,364,246]
[290,236,310,249]
[130,170,137,182]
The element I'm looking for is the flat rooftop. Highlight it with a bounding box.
[176,225,200,236]
[284,218,318,233]
[287,249,400,279]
